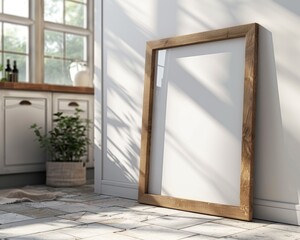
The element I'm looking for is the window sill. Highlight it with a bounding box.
[0,82,94,95]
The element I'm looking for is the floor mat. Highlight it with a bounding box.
[0,188,64,204]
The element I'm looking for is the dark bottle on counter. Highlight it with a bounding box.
[5,59,12,82]
[12,60,19,82]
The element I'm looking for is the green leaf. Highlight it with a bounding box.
[30,108,91,162]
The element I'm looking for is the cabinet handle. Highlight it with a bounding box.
[68,101,79,107]
[19,100,32,106]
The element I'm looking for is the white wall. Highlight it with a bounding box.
[95,0,300,225]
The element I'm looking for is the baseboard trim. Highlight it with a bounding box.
[254,198,300,225]
[100,180,138,199]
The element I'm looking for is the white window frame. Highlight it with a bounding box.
[0,2,33,82]
[0,0,94,84]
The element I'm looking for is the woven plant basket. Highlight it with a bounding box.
[46,162,86,187]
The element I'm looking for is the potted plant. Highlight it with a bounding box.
[31,108,91,187]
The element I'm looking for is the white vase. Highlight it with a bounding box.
[73,68,93,87]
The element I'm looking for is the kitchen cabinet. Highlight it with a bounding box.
[0,90,51,174]
[52,93,94,168]
[0,87,94,175]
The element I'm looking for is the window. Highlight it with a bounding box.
[0,0,30,81]
[0,0,29,18]
[0,0,93,85]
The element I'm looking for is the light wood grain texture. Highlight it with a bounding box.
[0,82,94,94]
[240,23,259,220]
[138,44,156,198]
[148,23,256,50]
[139,23,259,221]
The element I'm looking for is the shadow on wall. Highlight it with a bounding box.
[102,0,147,185]
[254,27,285,200]
[274,2,300,216]
[273,0,300,16]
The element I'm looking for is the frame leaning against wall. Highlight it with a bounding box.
[138,23,259,221]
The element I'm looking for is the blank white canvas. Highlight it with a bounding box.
[149,38,245,206]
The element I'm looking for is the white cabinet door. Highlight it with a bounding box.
[52,93,94,167]
[0,91,51,174]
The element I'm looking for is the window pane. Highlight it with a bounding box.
[4,54,29,82]
[44,30,64,57]
[44,58,72,85]
[3,0,29,18]
[66,34,86,61]
[44,0,63,23]
[0,55,3,80]
[65,1,86,28]
[4,23,28,53]
[0,24,2,51]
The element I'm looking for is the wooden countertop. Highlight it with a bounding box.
[0,82,94,94]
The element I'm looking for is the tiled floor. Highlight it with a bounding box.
[0,185,300,239]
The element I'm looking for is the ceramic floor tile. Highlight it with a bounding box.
[82,198,113,206]
[87,197,138,208]
[228,227,300,240]
[59,211,120,223]
[212,218,271,230]
[1,185,299,240]
[84,193,114,202]
[110,209,163,222]
[267,222,300,233]
[0,213,33,225]
[180,235,218,240]
[82,232,143,240]
[59,194,110,203]
[47,202,103,213]
[145,214,212,230]
[171,211,222,221]
[182,222,246,238]
[59,211,91,221]
[98,217,150,230]
[58,205,126,220]
[7,230,77,240]
[72,194,110,201]
[95,206,129,217]
[120,225,195,240]
[105,206,156,216]
[24,200,67,209]
[4,206,43,215]
[143,206,184,216]
[59,223,122,238]
[17,207,66,218]
[0,217,80,238]
[56,197,88,203]
[59,208,135,224]
[57,185,94,195]
[0,203,32,213]
[128,204,158,211]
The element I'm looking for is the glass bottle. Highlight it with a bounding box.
[5,59,12,82]
[12,60,19,82]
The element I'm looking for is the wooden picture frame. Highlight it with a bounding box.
[138,23,259,221]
